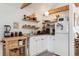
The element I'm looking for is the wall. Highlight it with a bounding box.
[69,3,75,56]
[0,4,28,37]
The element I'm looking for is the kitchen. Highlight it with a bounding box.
[0,3,75,56]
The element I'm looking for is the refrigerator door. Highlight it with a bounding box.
[55,18,69,34]
[54,34,68,56]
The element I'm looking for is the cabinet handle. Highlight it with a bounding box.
[41,39,44,40]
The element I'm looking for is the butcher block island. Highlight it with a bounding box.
[2,36,29,56]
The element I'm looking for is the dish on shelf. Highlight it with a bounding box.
[22,24,39,29]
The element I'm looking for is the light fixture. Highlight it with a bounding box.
[44,11,49,16]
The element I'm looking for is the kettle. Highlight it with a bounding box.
[4,25,11,37]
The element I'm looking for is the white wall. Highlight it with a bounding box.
[69,3,76,56]
[0,4,28,37]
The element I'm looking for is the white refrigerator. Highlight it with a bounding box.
[54,16,69,56]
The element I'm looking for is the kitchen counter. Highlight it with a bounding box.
[29,34,55,37]
[29,34,55,56]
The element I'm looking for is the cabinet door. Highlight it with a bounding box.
[35,36,46,55]
[29,37,38,56]
[54,34,68,56]
[40,36,46,53]
[35,37,41,55]
[47,36,54,52]
[29,36,47,56]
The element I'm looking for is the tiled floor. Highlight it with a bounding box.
[37,51,59,56]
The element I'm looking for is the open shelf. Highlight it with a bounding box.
[24,20,39,23]
[9,45,25,50]
[22,24,39,29]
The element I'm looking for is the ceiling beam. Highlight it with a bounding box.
[74,3,79,7]
[21,3,31,9]
[48,5,69,14]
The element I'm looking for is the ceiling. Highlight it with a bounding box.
[3,3,69,10]
[3,3,22,9]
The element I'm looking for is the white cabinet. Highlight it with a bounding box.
[29,36,47,56]
[40,36,47,52]
[29,37,38,55]
[35,37,42,54]
[29,35,68,56]
[54,34,68,56]
[47,36,54,53]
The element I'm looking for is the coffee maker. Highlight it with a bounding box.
[4,25,11,37]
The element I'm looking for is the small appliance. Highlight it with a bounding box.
[4,25,11,37]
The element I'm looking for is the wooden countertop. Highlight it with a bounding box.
[1,36,29,42]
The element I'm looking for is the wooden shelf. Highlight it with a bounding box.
[9,45,25,50]
[25,20,39,23]
[3,36,27,41]
[22,27,39,29]
[22,25,39,29]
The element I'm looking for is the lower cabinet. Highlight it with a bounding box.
[47,36,54,53]
[29,35,68,56]
[29,37,37,55]
[29,36,47,56]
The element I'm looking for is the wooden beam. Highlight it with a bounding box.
[74,3,79,7]
[21,3,31,9]
[48,5,69,14]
